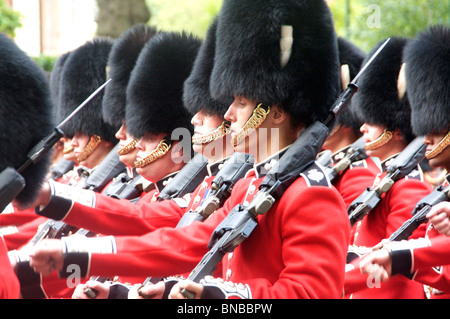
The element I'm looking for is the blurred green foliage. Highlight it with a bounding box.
[146,0,222,38]
[33,54,57,73]
[329,0,450,52]
[146,0,449,52]
[0,0,22,37]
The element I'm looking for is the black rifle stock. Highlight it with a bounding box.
[157,153,209,201]
[176,153,255,227]
[389,185,450,241]
[348,136,427,226]
[82,144,127,192]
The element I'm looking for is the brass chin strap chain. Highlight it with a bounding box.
[134,139,172,169]
[192,121,231,145]
[63,145,74,155]
[426,131,450,160]
[365,129,393,151]
[231,104,270,147]
[118,138,139,156]
[76,135,102,162]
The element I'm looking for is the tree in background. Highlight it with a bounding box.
[0,0,21,37]
[329,0,450,52]
[146,0,221,38]
[96,0,151,38]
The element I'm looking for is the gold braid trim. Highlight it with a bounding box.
[192,121,231,145]
[76,135,102,162]
[134,138,172,168]
[365,129,393,151]
[63,145,75,155]
[426,131,450,160]
[118,138,139,155]
[231,104,270,147]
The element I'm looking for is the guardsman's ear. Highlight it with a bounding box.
[271,105,288,125]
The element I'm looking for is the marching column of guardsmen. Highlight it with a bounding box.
[359,25,450,299]
[29,0,351,299]
[343,36,434,299]
[1,0,450,300]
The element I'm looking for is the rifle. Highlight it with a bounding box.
[176,152,255,227]
[157,153,209,201]
[180,38,390,298]
[324,136,368,182]
[138,153,255,294]
[0,80,111,213]
[82,144,127,192]
[388,185,450,241]
[347,136,427,227]
[50,158,76,181]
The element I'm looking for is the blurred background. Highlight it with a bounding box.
[1,0,449,72]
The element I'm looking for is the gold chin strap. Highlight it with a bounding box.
[77,135,102,162]
[426,131,450,160]
[118,138,139,156]
[365,129,393,151]
[192,121,231,145]
[63,145,74,155]
[231,103,270,147]
[134,138,172,169]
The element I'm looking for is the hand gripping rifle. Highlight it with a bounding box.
[137,153,255,294]
[0,80,111,213]
[180,38,391,298]
[388,184,450,241]
[347,136,427,227]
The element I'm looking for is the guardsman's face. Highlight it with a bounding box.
[360,123,387,158]
[424,131,450,171]
[224,96,258,154]
[61,137,77,162]
[191,111,227,155]
[134,132,173,182]
[116,123,139,167]
[71,133,91,163]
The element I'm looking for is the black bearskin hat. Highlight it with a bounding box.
[49,51,71,116]
[353,37,415,143]
[58,38,118,143]
[210,0,340,126]
[405,25,450,136]
[183,16,231,117]
[336,37,367,133]
[0,33,54,206]
[126,31,202,138]
[102,25,158,127]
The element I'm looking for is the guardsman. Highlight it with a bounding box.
[0,52,74,240]
[343,37,433,298]
[359,25,450,299]
[322,37,381,209]
[33,31,204,238]
[30,0,350,299]
[0,32,54,298]
[9,38,120,299]
[73,18,237,299]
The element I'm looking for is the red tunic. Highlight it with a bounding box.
[409,226,450,298]
[344,159,433,299]
[332,156,381,208]
[65,163,351,299]
[0,237,20,299]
